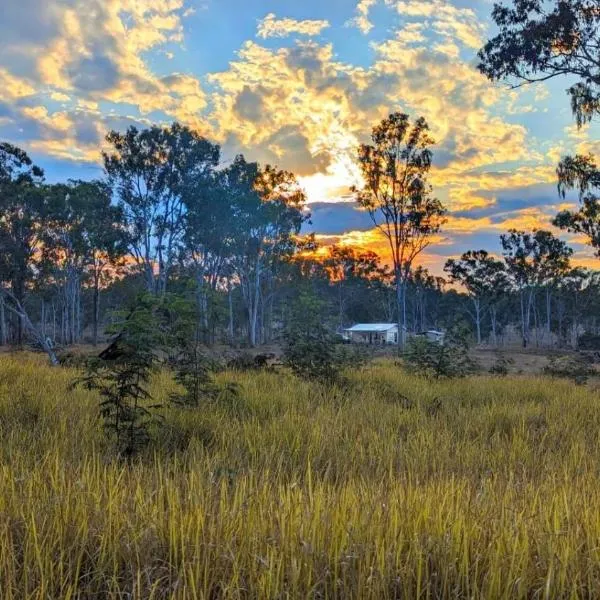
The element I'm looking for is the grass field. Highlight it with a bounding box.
[1,355,600,598]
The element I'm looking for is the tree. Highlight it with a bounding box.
[406,266,445,334]
[228,156,307,346]
[555,155,600,256]
[0,143,56,360]
[181,160,235,343]
[324,245,384,330]
[76,294,168,457]
[532,230,573,340]
[501,230,572,347]
[103,123,220,295]
[41,181,127,346]
[444,250,506,345]
[479,0,600,258]
[353,113,446,348]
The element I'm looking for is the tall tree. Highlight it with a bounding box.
[227,156,307,347]
[353,113,446,348]
[0,143,46,347]
[501,230,572,347]
[324,245,383,330]
[555,155,600,256]
[103,123,220,295]
[444,250,506,345]
[479,0,600,259]
[181,161,235,343]
[43,180,127,346]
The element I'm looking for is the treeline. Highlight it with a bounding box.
[0,117,598,354]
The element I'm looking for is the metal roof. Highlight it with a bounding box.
[345,323,398,333]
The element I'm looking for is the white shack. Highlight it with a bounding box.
[344,323,399,345]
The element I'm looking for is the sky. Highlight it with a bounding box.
[1,0,599,274]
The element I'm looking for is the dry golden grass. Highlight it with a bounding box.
[1,354,600,598]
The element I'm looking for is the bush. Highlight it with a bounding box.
[544,354,596,385]
[283,289,362,383]
[489,355,514,376]
[403,326,476,379]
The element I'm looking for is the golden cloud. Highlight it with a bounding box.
[257,13,330,38]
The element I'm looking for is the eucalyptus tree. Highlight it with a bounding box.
[353,113,446,348]
[0,142,47,349]
[555,155,600,257]
[479,0,600,259]
[43,180,127,346]
[556,268,599,348]
[444,250,506,345]
[531,230,573,338]
[407,266,445,334]
[103,123,220,295]
[227,156,307,347]
[501,230,572,347]
[324,245,383,330]
[179,150,231,342]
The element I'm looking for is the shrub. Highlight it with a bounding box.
[579,333,600,352]
[544,354,596,385]
[489,355,514,376]
[403,326,476,379]
[169,343,238,408]
[283,289,361,383]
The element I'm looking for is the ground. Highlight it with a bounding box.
[1,354,600,597]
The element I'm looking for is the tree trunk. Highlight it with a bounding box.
[2,291,59,365]
[545,287,552,347]
[396,270,405,350]
[228,286,234,346]
[93,273,100,347]
[490,307,498,347]
[520,290,527,348]
[473,297,482,345]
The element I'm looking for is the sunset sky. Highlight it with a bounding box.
[1,0,599,273]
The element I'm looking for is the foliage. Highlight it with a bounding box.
[75,294,167,457]
[444,250,507,344]
[403,326,476,379]
[353,112,446,345]
[103,123,220,294]
[544,354,596,385]
[489,354,514,376]
[478,0,600,126]
[555,154,600,256]
[578,332,600,352]
[479,0,600,261]
[226,352,277,371]
[283,288,355,383]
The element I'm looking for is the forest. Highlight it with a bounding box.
[0,119,598,359]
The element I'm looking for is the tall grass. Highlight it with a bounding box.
[1,354,600,598]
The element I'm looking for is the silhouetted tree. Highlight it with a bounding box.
[103,123,220,294]
[444,250,506,344]
[479,0,600,260]
[555,155,600,257]
[353,113,446,348]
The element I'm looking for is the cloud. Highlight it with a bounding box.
[257,13,330,39]
[348,0,484,48]
[346,0,378,34]
[0,0,212,159]
[0,0,588,268]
